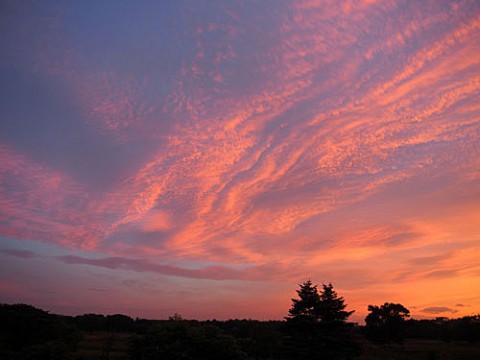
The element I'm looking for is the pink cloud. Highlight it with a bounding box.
[0,143,102,248]
[56,254,295,282]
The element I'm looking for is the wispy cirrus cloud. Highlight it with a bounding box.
[0,143,102,248]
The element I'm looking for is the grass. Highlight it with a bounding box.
[72,332,480,360]
[73,331,132,360]
[359,339,480,360]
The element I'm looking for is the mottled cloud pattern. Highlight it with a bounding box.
[1,0,479,320]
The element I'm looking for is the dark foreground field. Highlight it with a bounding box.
[73,332,130,360]
[1,304,479,359]
[73,331,480,360]
[359,339,480,360]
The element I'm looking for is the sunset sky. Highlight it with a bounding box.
[1,0,479,323]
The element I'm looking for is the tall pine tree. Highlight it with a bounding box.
[287,281,354,324]
[284,281,360,359]
[317,283,354,323]
[287,280,320,322]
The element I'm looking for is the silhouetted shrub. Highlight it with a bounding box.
[73,313,106,332]
[364,302,410,344]
[129,320,247,360]
[0,304,80,360]
[106,313,135,332]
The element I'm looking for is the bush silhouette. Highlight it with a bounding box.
[0,304,80,359]
[364,302,410,344]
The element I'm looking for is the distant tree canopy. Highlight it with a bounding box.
[405,315,480,344]
[365,302,410,343]
[130,320,248,360]
[73,313,135,333]
[106,314,135,332]
[74,313,106,332]
[0,304,80,360]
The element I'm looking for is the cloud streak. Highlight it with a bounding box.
[422,307,458,315]
[56,254,284,282]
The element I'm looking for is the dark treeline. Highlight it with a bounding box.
[1,282,479,359]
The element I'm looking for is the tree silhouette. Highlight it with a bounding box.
[285,281,360,359]
[287,281,354,324]
[74,314,106,332]
[0,304,80,359]
[130,321,247,360]
[365,302,410,343]
[318,283,355,324]
[287,280,320,322]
